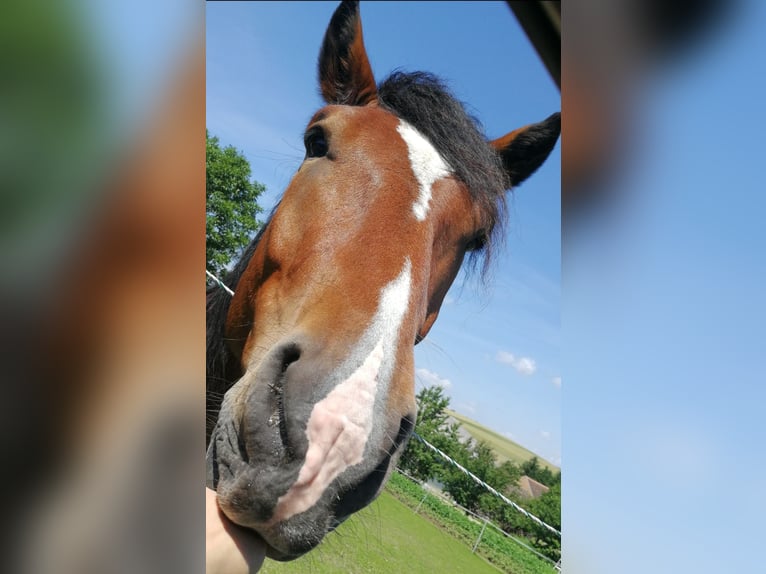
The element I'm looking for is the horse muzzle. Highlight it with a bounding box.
[206,337,415,559]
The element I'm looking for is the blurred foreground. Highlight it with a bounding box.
[563,1,766,573]
[1,1,204,572]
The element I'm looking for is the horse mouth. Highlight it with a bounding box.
[206,342,417,559]
[214,460,392,561]
[207,416,404,559]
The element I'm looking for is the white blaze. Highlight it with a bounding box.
[396,120,452,221]
[271,259,412,522]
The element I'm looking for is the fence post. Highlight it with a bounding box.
[472,518,489,553]
[414,491,428,514]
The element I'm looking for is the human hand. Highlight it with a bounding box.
[206,487,266,573]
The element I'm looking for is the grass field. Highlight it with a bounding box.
[446,410,559,473]
[258,411,561,573]
[259,491,502,574]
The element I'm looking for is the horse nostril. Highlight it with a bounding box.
[268,343,302,460]
[280,344,301,374]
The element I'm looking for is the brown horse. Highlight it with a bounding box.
[206,0,559,560]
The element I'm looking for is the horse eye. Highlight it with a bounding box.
[304,128,328,158]
[466,231,488,252]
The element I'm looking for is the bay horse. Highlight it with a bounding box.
[207,0,559,560]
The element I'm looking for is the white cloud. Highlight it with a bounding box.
[415,368,451,389]
[540,430,551,439]
[552,376,562,388]
[443,295,455,305]
[515,357,537,375]
[495,351,537,375]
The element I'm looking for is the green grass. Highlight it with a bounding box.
[385,473,556,574]
[260,491,502,574]
[261,474,556,574]
[446,409,559,473]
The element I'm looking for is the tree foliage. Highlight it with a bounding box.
[396,384,561,562]
[526,482,561,560]
[398,385,465,482]
[206,130,265,276]
[442,440,515,513]
[521,456,558,487]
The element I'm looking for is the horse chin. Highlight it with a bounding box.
[263,544,303,562]
[257,520,328,561]
[218,475,385,562]
[209,436,400,560]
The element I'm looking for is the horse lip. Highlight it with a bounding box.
[216,505,305,562]
[332,454,391,521]
[205,432,221,489]
[206,457,219,489]
[263,537,320,562]
[224,504,325,561]
[263,544,293,561]
[206,419,252,490]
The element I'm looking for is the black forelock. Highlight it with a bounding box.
[377,71,509,272]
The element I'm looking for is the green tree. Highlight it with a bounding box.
[497,460,523,487]
[496,495,534,536]
[521,456,540,479]
[527,482,561,561]
[206,130,265,276]
[398,385,465,482]
[493,473,561,560]
[441,441,517,514]
[479,459,523,519]
[521,456,557,487]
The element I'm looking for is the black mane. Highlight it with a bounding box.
[206,208,274,436]
[207,72,509,423]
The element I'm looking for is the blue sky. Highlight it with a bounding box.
[206,1,561,466]
[564,1,766,571]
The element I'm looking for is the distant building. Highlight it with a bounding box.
[511,475,550,500]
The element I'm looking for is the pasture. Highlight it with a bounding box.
[259,491,501,574]
[261,473,557,574]
[446,409,559,472]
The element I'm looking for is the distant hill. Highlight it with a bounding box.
[445,409,559,473]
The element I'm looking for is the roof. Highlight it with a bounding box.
[514,475,550,499]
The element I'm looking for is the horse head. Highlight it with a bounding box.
[207,0,559,559]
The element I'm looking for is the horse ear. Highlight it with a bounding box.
[318,0,378,106]
[490,112,561,187]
